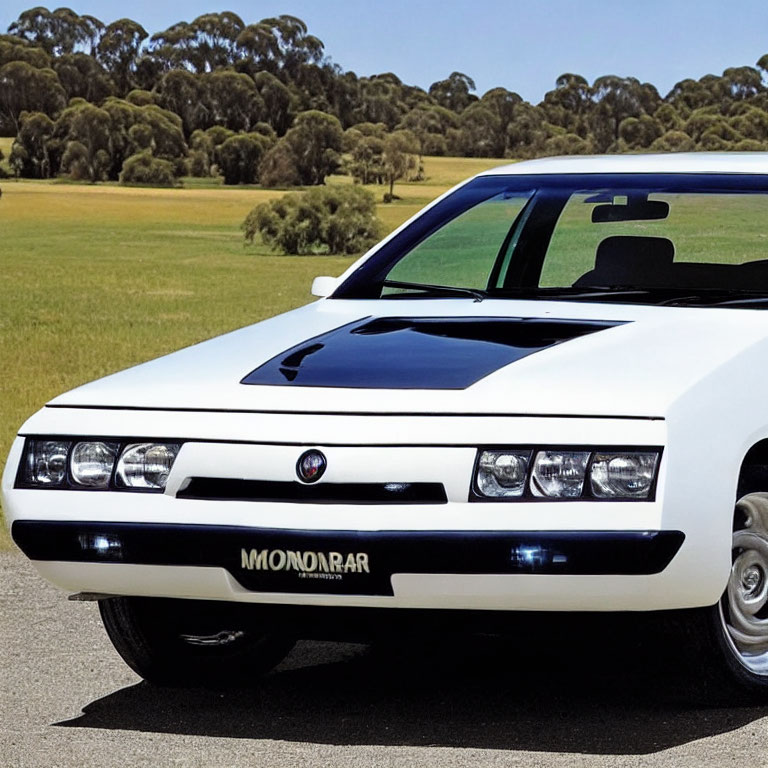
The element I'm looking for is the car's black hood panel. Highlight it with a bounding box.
[241,316,623,390]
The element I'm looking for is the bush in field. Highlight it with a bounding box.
[242,185,381,255]
[120,151,175,186]
[215,132,273,185]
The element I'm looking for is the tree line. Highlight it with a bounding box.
[3,7,768,187]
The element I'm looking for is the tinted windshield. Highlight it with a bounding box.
[335,173,768,307]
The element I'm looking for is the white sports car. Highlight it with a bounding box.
[6,152,768,695]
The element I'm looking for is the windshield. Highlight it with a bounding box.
[335,173,768,307]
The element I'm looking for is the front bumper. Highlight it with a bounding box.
[12,520,685,597]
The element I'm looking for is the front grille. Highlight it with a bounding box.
[177,478,448,505]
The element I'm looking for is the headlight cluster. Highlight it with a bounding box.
[19,438,181,492]
[473,448,660,501]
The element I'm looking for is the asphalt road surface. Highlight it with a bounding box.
[3,549,768,768]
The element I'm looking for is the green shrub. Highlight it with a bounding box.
[243,185,381,255]
[258,140,301,187]
[216,132,273,185]
[733,139,766,151]
[649,130,696,153]
[120,151,176,187]
[186,149,211,177]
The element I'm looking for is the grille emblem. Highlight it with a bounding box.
[297,450,327,483]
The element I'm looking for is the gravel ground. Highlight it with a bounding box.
[3,549,768,768]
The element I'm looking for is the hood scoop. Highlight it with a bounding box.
[241,316,624,390]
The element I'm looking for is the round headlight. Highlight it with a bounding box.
[476,450,531,497]
[24,440,71,486]
[531,451,590,498]
[71,441,119,488]
[116,443,180,490]
[590,452,660,499]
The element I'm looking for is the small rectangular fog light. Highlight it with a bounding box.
[77,533,123,559]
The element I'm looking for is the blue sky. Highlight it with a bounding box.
[2,0,768,102]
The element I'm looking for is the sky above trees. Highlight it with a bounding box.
[1,0,767,102]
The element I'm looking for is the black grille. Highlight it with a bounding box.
[177,478,447,505]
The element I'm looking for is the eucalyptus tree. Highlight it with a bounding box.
[352,74,407,128]
[8,7,103,55]
[667,78,717,116]
[53,52,113,101]
[281,109,343,185]
[589,75,660,151]
[382,129,420,199]
[457,103,503,157]
[428,72,477,113]
[236,14,324,80]
[96,18,148,95]
[253,71,294,134]
[155,69,207,135]
[541,74,591,136]
[10,110,54,177]
[56,99,112,180]
[720,67,764,101]
[0,59,66,134]
[204,70,265,132]
[148,12,244,74]
[397,104,457,156]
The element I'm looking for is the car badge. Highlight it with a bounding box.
[297,449,327,483]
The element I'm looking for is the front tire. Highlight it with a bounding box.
[683,493,768,701]
[99,597,295,687]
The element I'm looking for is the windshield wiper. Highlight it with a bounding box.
[497,286,768,307]
[382,279,487,302]
[656,289,768,307]
[485,285,655,300]
[692,294,768,308]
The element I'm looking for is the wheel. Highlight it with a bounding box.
[718,492,768,682]
[681,493,768,701]
[98,596,295,687]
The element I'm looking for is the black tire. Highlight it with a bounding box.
[99,597,295,687]
[669,605,767,704]
[673,493,768,704]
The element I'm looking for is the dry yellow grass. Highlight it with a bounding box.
[417,155,512,185]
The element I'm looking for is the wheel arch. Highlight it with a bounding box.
[737,439,768,500]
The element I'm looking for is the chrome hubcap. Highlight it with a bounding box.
[721,493,768,674]
[742,565,763,594]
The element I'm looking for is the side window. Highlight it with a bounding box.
[384,192,531,292]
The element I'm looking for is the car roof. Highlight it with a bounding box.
[479,152,768,176]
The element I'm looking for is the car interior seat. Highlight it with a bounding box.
[573,236,675,288]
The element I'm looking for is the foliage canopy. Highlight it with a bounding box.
[5,6,768,188]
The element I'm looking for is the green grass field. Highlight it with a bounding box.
[0,155,507,549]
